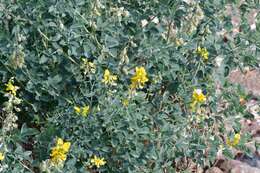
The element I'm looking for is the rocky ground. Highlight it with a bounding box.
[206,69,260,173]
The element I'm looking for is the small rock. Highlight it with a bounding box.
[231,164,260,173]
[206,167,223,173]
[228,69,260,97]
[245,141,256,154]
[229,160,260,173]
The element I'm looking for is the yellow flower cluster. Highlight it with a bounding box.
[192,89,206,103]
[196,47,209,60]
[227,133,240,147]
[90,155,106,168]
[5,77,19,96]
[102,69,117,85]
[80,59,96,74]
[101,67,149,90]
[50,138,71,165]
[130,67,149,89]
[74,105,90,117]
[0,152,4,161]
[190,89,206,111]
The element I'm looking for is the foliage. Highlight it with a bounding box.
[0,0,260,172]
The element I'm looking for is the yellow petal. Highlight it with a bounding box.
[81,106,90,117]
[0,152,5,161]
[233,133,240,146]
[74,106,81,113]
[56,138,64,145]
[63,142,71,152]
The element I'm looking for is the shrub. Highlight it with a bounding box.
[0,0,259,172]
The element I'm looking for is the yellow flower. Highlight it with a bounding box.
[192,89,206,103]
[74,106,81,114]
[227,133,240,147]
[5,77,19,96]
[196,47,209,60]
[81,105,90,117]
[122,99,129,107]
[50,138,71,165]
[81,59,96,74]
[190,89,206,111]
[74,105,90,117]
[0,152,5,161]
[90,155,106,168]
[130,67,149,89]
[102,69,117,85]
